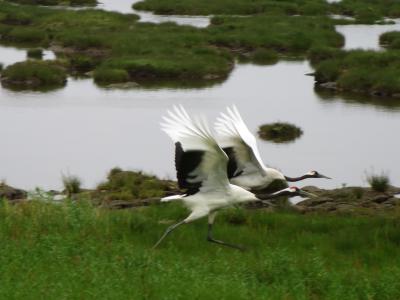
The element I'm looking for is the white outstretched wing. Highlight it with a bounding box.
[161,105,230,193]
[215,105,266,177]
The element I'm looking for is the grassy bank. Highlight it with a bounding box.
[133,0,400,24]
[380,31,400,50]
[313,49,400,97]
[133,0,331,16]
[1,199,400,299]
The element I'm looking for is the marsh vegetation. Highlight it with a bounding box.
[258,122,303,143]
[313,50,400,97]
[1,199,400,299]
[380,31,400,49]
[0,60,67,89]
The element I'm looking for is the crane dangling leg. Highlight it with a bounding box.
[206,211,245,251]
[152,210,208,249]
[152,220,185,250]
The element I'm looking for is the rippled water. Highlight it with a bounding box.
[1,2,399,190]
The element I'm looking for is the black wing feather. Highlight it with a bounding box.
[223,147,243,179]
[175,142,204,195]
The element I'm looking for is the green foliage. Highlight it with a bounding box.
[0,63,3,72]
[62,174,81,196]
[97,168,170,200]
[1,60,67,89]
[1,201,400,299]
[258,122,303,143]
[27,48,43,59]
[367,172,390,193]
[380,31,400,50]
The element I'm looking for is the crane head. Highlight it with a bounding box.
[307,170,331,179]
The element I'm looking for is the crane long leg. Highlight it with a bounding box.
[152,209,209,250]
[152,220,185,250]
[206,212,245,251]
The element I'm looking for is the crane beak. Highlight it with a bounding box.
[298,189,318,198]
[317,173,331,179]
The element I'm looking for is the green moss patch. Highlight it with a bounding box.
[258,122,303,143]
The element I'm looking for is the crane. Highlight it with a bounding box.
[153,106,315,250]
[215,105,330,192]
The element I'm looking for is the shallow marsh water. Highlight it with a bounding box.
[99,0,210,27]
[0,2,400,190]
[1,61,399,190]
[336,19,400,50]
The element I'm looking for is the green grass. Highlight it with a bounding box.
[207,15,344,55]
[380,31,400,50]
[1,60,67,89]
[133,0,331,16]
[314,50,400,97]
[1,200,400,299]
[27,48,43,59]
[258,122,303,143]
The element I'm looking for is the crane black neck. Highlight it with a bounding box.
[257,190,291,200]
[284,174,310,182]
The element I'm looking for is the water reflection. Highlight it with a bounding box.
[315,87,400,112]
[0,61,399,190]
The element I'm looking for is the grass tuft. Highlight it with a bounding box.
[27,48,43,59]
[62,174,82,196]
[380,31,400,50]
[366,172,390,193]
[1,60,67,90]
[258,122,303,143]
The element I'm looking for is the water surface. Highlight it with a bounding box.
[98,0,210,27]
[336,19,400,50]
[0,61,399,190]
